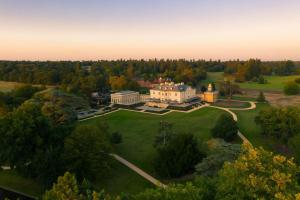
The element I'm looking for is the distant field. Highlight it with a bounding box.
[0,81,23,92]
[206,72,300,92]
[80,107,228,192]
[237,75,300,91]
[202,72,224,85]
[0,81,53,92]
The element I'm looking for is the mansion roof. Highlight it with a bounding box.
[152,82,191,92]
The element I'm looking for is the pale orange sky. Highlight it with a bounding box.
[1,0,300,61]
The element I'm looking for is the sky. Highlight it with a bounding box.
[0,0,300,61]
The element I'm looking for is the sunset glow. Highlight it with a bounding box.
[1,0,300,60]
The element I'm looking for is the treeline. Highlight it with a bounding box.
[0,60,208,97]
[224,59,299,82]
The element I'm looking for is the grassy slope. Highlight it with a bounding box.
[94,160,153,195]
[80,107,227,174]
[235,103,276,150]
[0,170,43,197]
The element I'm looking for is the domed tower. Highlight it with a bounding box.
[202,83,218,103]
[207,83,213,92]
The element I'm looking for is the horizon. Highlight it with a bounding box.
[1,0,300,61]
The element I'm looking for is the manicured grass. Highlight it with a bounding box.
[81,107,227,175]
[237,75,300,91]
[94,160,153,195]
[219,95,257,101]
[235,103,276,150]
[0,170,44,197]
[212,100,251,108]
[205,72,300,92]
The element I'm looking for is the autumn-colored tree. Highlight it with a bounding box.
[255,106,300,143]
[43,172,120,200]
[43,172,82,200]
[109,75,127,91]
[216,143,300,200]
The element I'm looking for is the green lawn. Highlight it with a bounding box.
[81,108,227,174]
[235,103,276,150]
[94,160,153,195]
[237,75,300,91]
[0,170,43,197]
[80,107,228,190]
[205,72,300,92]
[212,100,251,108]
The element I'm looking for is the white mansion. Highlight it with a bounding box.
[150,82,196,103]
[110,82,217,105]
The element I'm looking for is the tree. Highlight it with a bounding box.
[257,91,266,102]
[109,75,128,91]
[211,114,238,142]
[43,172,120,200]
[255,106,300,143]
[110,132,122,144]
[63,124,112,181]
[216,143,300,200]
[43,172,82,200]
[195,139,241,177]
[275,60,296,75]
[218,80,241,99]
[284,81,300,95]
[288,134,300,164]
[154,121,174,148]
[0,101,67,185]
[258,75,266,84]
[134,178,214,200]
[154,133,205,178]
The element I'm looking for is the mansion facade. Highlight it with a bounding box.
[150,82,196,103]
[110,82,218,106]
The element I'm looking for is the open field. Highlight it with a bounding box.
[0,170,43,197]
[206,72,300,92]
[0,81,54,92]
[238,75,300,91]
[202,72,224,85]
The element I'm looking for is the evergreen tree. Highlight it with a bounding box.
[211,114,238,142]
[257,91,266,102]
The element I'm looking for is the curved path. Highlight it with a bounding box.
[208,101,256,145]
[111,154,167,188]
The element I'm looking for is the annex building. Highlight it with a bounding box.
[150,82,197,103]
[111,91,140,105]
